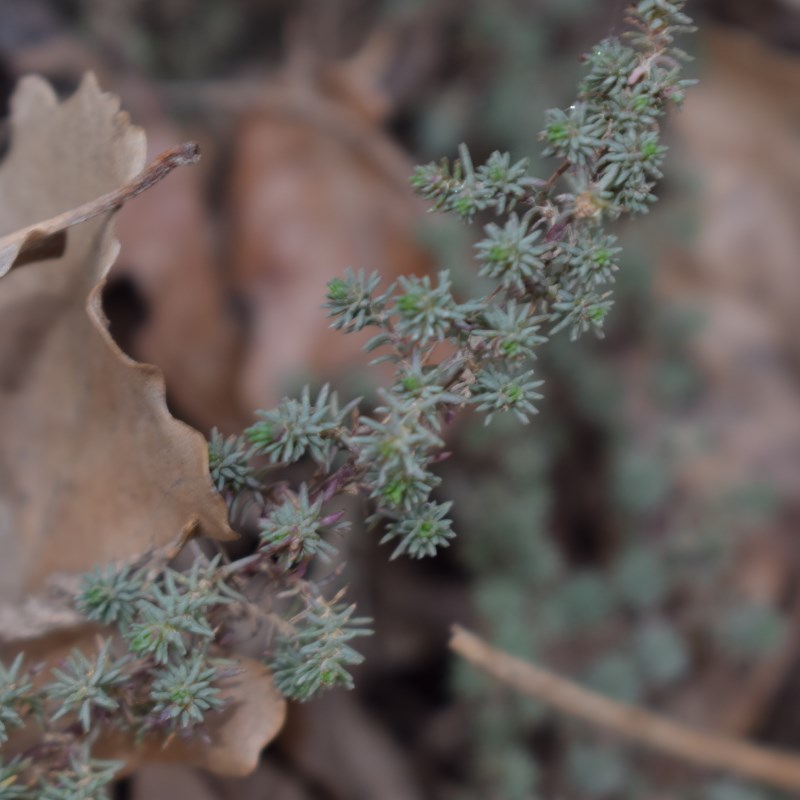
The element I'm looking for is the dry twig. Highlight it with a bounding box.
[450,625,800,793]
[0,141,200,274]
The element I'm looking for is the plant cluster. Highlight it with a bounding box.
[0,1,698,795]
[242,0,695,698]
[0,560,240,798]
[249,0,694,584]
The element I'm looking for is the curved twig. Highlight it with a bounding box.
[450,624,800,793]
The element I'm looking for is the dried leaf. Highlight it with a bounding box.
[131,765,220,800]
[0,73,234,609]
[0,75,286,772]
[664,28,800,497]
[113,114,245,434]
[282,691,423,800]
[213,762,314,800]
[0,140,201,276]
[225,72,434,410]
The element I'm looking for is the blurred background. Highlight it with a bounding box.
[2,0,800,797]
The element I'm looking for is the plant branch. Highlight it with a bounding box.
[540,159,571,196]
[450,625,800,793]
[0,142,200,274]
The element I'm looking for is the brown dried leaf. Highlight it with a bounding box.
[664,27,800,497]
[113,118,245,434]
[0,73,234,609]
[0,73,286,774]
[131,765,220,800]
[225,72,434,410]
[0,140,201,277]
[282,691,423,800]
[213,762,314,800]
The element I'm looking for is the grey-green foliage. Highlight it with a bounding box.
[448,288,768,796]
[270,595,373,702]
[312,0,695,603]
[1,556,246,796]
[400,2,780,798]
[0,655,32,744]
[325,267,392,333]
[0,757,29,799]
[258,483,349,568]
[394,271,480,345]
[149,654,225,730]
[36,755,122,800]
[245,383,357,469]
[393,355,464,430]
[633,621,690,687]
[0,752,122,800]
[313,0,694,586]
[127,569,217,663]
[379,499,456,559]
[472,365,544,424]
[348,389,444,499]
[410,147,534,221]
[2,1,701,794]
[75,563,145,626]
[703,780,777,800]
[475,211,552,294]
[46,639,127,732]
[476,300,548,360]
[714,602,788,663]
[208,429,259,494]
[454,404,742,796]
[585,652,644,704]
[552,572,617,632]
[566,743,631,798]
[612,546,670,611]
[80,562,237,678]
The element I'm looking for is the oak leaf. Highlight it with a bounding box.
[0,73,234,610]
[225,63,435,411]
[0,72,286,775]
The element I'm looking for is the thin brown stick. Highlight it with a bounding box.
[450,624,800,793]
[0,142,200,275]
[540,159,571,194]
